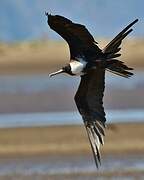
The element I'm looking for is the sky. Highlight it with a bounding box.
[0,0,143,42]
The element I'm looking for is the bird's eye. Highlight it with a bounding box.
[62,66,66,71]
[62,65,71,72]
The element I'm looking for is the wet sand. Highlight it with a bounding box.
[0,40,143,114]
[0,88,143,113]
[0,168,144,180]
[0,40,143,179]
[0,123,144,179]
[0,39,144,74]
[0,123,144,157]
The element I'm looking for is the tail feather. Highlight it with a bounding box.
[106,59,134,78]
[105,29,133,59]
[84,120,105,168]
[109,53,121,59]
[106,68,133,78]
[103,19,138,58]
[102,19,138,78]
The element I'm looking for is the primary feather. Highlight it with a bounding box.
[46,13,138,167]
[47,13,103,59]
[47,13,138,78]
[74,69,105,168]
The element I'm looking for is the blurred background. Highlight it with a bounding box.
[0,1,144,180]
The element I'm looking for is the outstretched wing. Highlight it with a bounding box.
[103,19,138,78]
[103,19,138,59]
[74,68,106,168]
[46,13,103,59]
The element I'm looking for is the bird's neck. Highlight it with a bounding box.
[70,59,87,76]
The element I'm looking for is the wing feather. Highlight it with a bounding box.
[102,19,138,77]
[74,69,105,168]
[103,19,138,59]
[46,13,102,59]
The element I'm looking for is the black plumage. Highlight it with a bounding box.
[47,14,103,60]
[74,69,105,167]
[46,13,138,167]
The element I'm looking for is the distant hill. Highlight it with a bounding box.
[0,0,143,42]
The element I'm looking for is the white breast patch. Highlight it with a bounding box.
[70,58,87,75]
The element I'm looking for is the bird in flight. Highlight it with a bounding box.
[45,13,138,168]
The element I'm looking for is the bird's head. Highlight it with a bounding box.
[49,64,73,77]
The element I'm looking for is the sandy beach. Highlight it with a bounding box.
[0,39,144,74]
[0,123,143,179]
[0,123,143,157]
[0,39,144,113]
[0,39,143,179]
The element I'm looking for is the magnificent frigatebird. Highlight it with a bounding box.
[46,13,138,167]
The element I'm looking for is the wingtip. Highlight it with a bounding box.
[134,18,139,23]
[45,11,48,17]
[45,11,52,17]
[85,121,105,169]
[93,149,101,169]
[130,18,139,26]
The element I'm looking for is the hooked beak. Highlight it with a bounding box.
[49,69,64,77]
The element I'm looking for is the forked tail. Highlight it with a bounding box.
[105,59,134,78]
[84,120,105,168]
[103,19,138,78]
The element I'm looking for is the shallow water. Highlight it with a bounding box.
[0,71,143,93]
[0,73,143,180]
[0,154,144,179]
[0,71,143,128]
[0,109,143,128]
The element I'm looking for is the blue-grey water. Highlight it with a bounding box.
[0,72,143,179]
[0,71,143,93]
[0,110,143,128]
[0,71,143,127]
[0,155,144,179]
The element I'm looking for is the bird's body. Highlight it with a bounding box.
[46,13,138,168]
[70,55,89,75]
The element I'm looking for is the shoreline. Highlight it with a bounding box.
[0,39,144,75]
[0,122,143,157]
